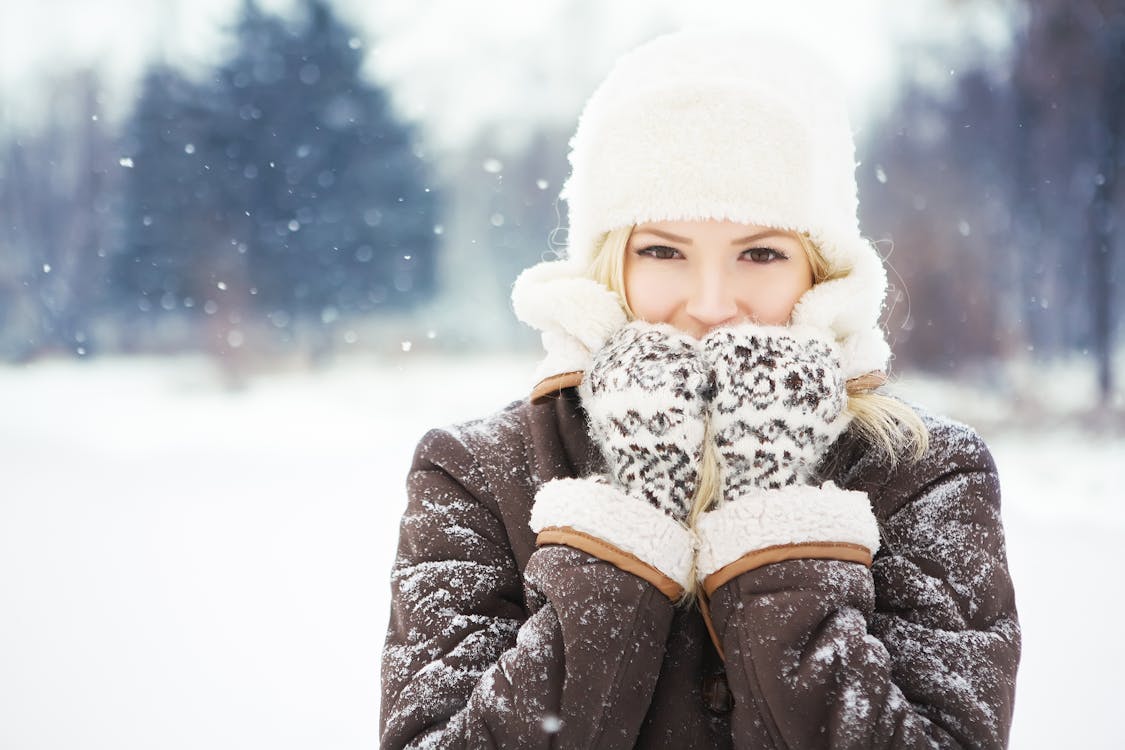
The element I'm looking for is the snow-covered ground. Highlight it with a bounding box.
[1,354,1121,749]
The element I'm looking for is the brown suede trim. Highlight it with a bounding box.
[846,370,887,394]
[697,594,726,661]
[530,371,585,403]
[702,542,873,597]
[536,526,685,601]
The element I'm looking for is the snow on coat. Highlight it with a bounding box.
[380,389,1020,748]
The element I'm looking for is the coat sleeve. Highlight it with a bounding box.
[380,427,677,749]
[705,428,1020,749]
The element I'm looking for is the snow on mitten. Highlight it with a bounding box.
[579,320,713,521]
[701,323,850,498]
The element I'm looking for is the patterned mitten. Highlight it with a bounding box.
[693,323,878,594]
[701,323,851,498]
[529,320,712,597]
[579,320,713,520]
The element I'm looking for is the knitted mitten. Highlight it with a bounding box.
[701,323,851,498]
[579,320,713,521]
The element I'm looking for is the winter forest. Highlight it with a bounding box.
[1,0,1122,748]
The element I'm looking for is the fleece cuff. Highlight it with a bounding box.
[695,481,879,581]
[529,477,695,592]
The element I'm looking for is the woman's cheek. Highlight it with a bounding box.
[747,270,813,325]
[625,268,681,324]
[781,292,811,324]
[752,292,803,326]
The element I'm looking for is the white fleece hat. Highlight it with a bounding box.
[512,29,891,392]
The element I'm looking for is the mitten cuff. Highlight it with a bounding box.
[530,477,695,595]
[695,482,879,584]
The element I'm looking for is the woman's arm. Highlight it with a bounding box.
[380,427,676,749]
[705,425,1020,748]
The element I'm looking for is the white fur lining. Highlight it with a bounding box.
[511,260,628,386]
[529,477,695,590]
[790,237,891,380]
[695,482,879,579]
[533,330,589,386]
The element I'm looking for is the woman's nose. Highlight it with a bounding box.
[684,270,740,327]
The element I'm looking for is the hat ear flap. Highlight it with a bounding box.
[511,260,628,350]
[512,260,630,393]
[790,240,890,380]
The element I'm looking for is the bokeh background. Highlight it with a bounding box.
[1,0,1122,747]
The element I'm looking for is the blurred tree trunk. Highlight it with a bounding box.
[0,69,120,360]
[1011,0,1124,405]
[1089,17,1124,403]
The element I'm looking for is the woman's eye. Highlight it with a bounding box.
[743,247,788,263]
[636,245,681,260]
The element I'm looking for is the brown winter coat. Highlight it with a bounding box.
[380,387,1020,748]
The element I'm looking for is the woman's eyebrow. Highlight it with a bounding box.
[730,230,789,244]
[632,228,790,244]
[632,228,693,243]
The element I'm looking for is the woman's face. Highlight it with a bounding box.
[623,219,814,339]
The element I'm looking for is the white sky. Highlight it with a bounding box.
[0,0,1015,150]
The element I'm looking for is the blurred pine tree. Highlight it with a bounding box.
[115,0,438,357]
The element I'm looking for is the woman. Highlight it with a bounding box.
[381,30,1020,749]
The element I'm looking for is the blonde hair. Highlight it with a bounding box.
[586,225,928,597]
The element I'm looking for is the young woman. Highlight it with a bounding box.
[381,30,1020,749]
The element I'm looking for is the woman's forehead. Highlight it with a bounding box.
[630,219,800,242]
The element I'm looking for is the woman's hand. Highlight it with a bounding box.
[700,323,850,498]
[579,320,713,521]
